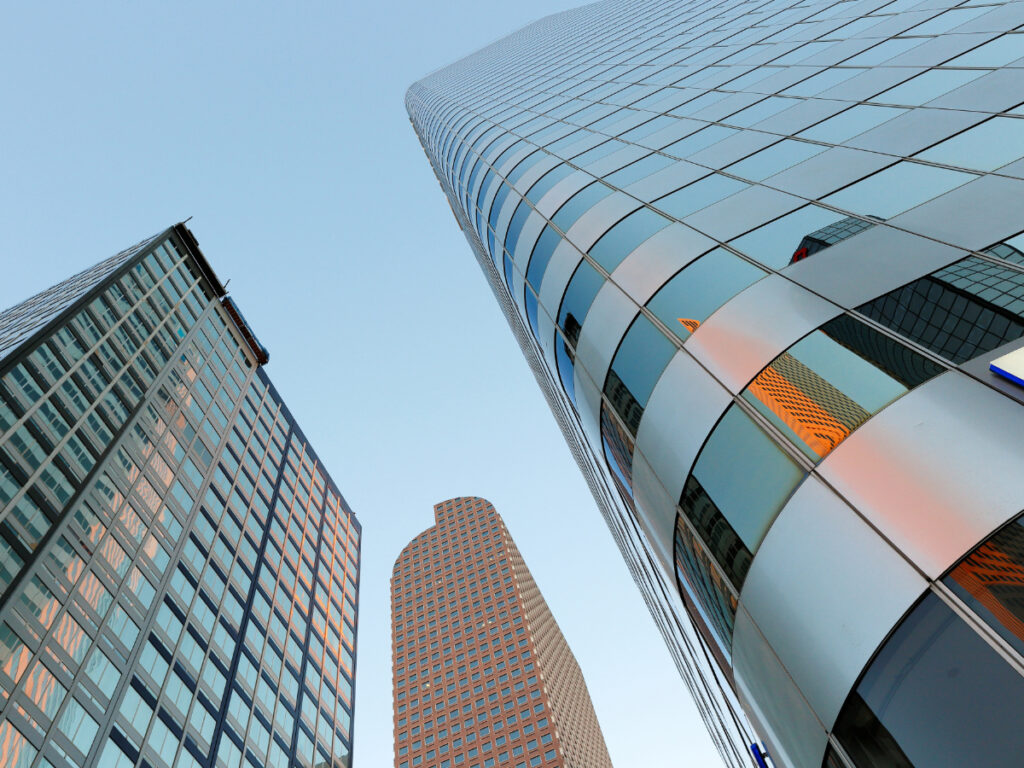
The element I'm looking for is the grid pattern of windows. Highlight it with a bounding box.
[408,0,1024,766]
[0,228,359,768]
[391,498,611,768]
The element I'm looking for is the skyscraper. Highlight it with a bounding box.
[390,496,613,768]
[407,2,1024,766]
[0,225,359,768]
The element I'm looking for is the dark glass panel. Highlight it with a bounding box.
[833,592,1024,767]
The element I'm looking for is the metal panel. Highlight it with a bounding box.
[687,274,841,394]
[611,224,716,305]
[635,348,733,515]
[818,370,1024,578]
[739,475,928,729]
[733,607,829,768]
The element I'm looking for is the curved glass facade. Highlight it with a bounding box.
[408,0,1024,765]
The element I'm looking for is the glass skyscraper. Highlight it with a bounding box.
[407,1,1024,766]
[0,225,359,768]
[391,497,613,768]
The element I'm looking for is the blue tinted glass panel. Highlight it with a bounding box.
[555,260,605,404]
[824,162,974,219]
[730,205,859,269]
[653,175,748,220]
[692,405,805,554]
[646,247,767,341]
[917,117,1024,172]
[504,202,532,260]
[607,314,676,413]
[552,182,612,233]
[589,207,672,272]
[663,125,737,158]
[526,165,573,204]
[605,153,675,187]
[488,182,514,236]
[526,226,560,292]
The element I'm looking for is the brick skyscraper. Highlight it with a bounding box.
[391,497,612,768]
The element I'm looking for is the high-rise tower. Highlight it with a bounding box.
[390,496,613,768]
[407,1,1024,766]
[0,226,359,768]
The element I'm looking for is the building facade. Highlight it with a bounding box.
[390,496,613,768]
[407,2,1024,766]
[0,226,359,768]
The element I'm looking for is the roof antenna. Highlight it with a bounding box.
[183,215,193,223]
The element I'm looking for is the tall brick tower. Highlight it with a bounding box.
[390,496,612,768]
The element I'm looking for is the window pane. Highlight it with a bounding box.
[834,592,1024,767]
[552,182,612,232]
[725,139,826,182]
[741,315,942,461]
[945,511,1024,657]
[588,207,672,272]
[824,162,974,219]
[731,206,860,270]
[686,405,805,559]
[799,105,906,144]
[857,245,1024,364]
[646,247,766,341]
[916,117,1024,172]
[653,175,749,220]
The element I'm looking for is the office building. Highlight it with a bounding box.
[391,496,613,768]
[0,225,359,768]
[407,1,1024,765]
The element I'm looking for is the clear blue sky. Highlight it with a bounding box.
[0,3,723,766]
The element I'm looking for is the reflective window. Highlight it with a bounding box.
[662,125,737,158]
[725,139,826,181]
[588,207,672,272]
[605,152,675,187]
[685,405,805,570]
[741,315,942,461]
[551,182,612,233]
[555,260,605,403]
[677,404,806,646]
[782,67,866,97]
[725,96,798,127]
[832,592,1024,767]
[799,105,907,144]
[949,33,1024,67]
[945,511,1024,658]
[525,164,573,204]
[857,243,1024,364]
[873,69,985,107]
[602,315,676,495]
[646,247,767,342]
[824,162,975,219]
[916,117,1024,172]
[503,202,533,260]
[572,139,628,167]
[652,174,749,220]
[524,226,562,336]
[731,205,872,269]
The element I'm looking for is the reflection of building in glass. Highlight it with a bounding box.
[858,244,1024,364]
[408,0,1024,764]
[0,226,359,768]
[790,216,882,264]
[391,497,613,768]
